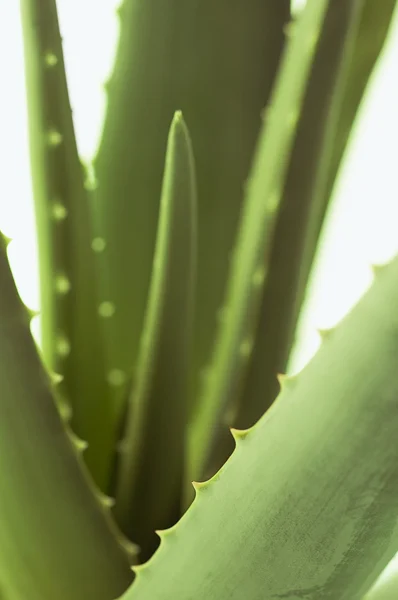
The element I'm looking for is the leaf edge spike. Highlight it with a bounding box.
[371,260,392,278]
[191,480,209,493]
[49,371,64,385]
[230,427,251,442]
[65,429,89,454]
[26,306,41,320]
[1,233,13,248]
[316,327,334,341]
[276,372,297,391]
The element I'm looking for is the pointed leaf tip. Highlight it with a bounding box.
[173,109,183,122]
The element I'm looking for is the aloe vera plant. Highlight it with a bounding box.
[1,0,398,598]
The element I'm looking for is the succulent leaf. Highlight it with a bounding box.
[19,0,115,489]
[232,0,366,427]
[121,251,398,600]
[113,111,197,561]
[90,0,290,430]
[0,233,133,600]
[187,0,332,486]
[204,0,372,478]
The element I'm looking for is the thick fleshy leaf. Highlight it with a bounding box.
[90,0,290,430]
[207,0,398,478]
[233,0,398,429]
[19,0,114,489]
[114,111,197,561]
[187,0,331,485]
[0,233,133,600]
[121,252,398,600]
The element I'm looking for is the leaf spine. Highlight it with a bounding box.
[66,429,89,453]
[1,233,13,248]
[276,372,297,391]
[26,306,40,320]
[49,371,64,385]
[192,480,209,493]
[230,427,251,442]
[370,260,391,277]
[316,327,334,341]
[97,492,116,509]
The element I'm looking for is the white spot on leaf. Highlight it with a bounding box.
[47,129,63,146]
[55,275,71,294]
[239,338,253,359]
[52,202,68,221]
[98,301,115,318]
[56,335,70,357]
[91,237,106,252]
[44,53,58,67]
[107,369,126,387]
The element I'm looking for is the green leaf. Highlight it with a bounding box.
[176,1,290,421]
[121,253,398,600]
[19,0,114,489]
[187,0,331,485]
[0,233,133,600]
[231,0,370,429]
[113,111,197,561]
[205,0,376,477]
[91,0,289,430]
[209,0,397,477]
[91,0,187,420]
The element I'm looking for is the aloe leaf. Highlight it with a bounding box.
[200,0,398,479]
[113,111,197,561]
[176,1,289,418]
[203,0,398,479]
[91,1,289,426]
[121,254,398,600]
[19,0,114,489]
[204,0,369,478]
[228,0,398,450]
[0,233,133,600]
[91,0,187,419]
[187,0,331,485]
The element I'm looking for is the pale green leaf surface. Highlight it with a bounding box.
[122,253,398,599]
[188,0,331,484]
[19,0,114,489]
[114,111,197,561]
[206,0,371,478]
[0,233,133,600]
[91,0,290,436]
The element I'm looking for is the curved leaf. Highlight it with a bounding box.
[0,234,133,600]
[123,253,398,600]
[114,111,197,561]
